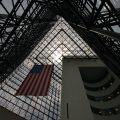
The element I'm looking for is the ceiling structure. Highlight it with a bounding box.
[0,0,120,120]
[0,0,120,81]
[0,17,96,120]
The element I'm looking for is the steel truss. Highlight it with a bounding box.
[0,0,120,119]
[0,18,95,120]
[0,0,120,79]
[46,0,120,78]
[0,0,57,82]
[0,0,120,84]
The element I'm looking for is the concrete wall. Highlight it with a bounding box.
[61,57,120,120]
[0,106,26,120]
[61,58,95,120]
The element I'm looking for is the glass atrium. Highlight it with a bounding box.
[0,0,120,120]
[0,18,96,120]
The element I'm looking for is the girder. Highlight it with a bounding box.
[0,0,120,118]
[46,0,120,78]
[0,0,120,81]
[0,0,57,82]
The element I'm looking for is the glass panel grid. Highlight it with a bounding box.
[0,18,96,120]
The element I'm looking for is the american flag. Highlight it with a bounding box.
[16,65,54,96]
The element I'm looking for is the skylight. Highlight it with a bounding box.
[0,17,96,120]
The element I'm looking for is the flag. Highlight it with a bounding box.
[16,64,54,96]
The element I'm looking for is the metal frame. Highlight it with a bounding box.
[0,0,120,82]
[0,0,57,82]
[0,18,95,120]
[47,0,120,78]
[0,0,120,119]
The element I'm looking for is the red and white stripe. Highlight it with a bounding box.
[16,65,53,96]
